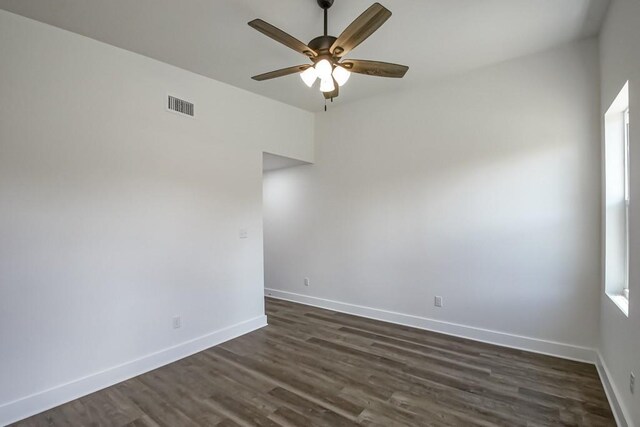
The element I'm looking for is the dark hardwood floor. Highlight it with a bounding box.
[14,298,615,426]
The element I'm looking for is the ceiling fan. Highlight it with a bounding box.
[248,0,408,107]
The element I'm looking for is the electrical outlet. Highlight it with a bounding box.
[434,296,443,307]
[172,316,181,329]
[239,229,248,239]
[631,372,635,394]
[304,277,310,287]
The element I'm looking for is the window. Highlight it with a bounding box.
[604,82,630,316]
[623,107,630,302]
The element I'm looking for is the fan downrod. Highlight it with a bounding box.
[317,0,334,10]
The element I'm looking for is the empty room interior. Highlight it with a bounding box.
[1,0,639,425]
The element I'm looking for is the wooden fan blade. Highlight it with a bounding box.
[330,3,391,57]
[251,64,311,81]
[341,60,408,78]
[248,19,317,58]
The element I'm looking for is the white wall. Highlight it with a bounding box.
[264,39,601,356]
[0,10,313,424]
[599,0,640,424]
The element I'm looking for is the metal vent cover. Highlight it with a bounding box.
[167,95,194,117]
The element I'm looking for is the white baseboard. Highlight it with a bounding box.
[265,288,597,364]
[596,353,633,427]
[0,315,267,426]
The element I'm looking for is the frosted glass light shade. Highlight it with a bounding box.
[300,67,318,87]
[315,59,333,81]
[319,77,335,93]
[332,66,350,86]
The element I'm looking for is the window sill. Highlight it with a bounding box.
[607,293,629,317]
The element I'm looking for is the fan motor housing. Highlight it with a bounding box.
[308,35,337,55]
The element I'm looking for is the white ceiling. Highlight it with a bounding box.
[0,0,610,112]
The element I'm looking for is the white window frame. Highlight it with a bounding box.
[604,82,630,316]
[623,108,630,301]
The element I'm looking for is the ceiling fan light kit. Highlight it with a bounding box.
[332,65,350,86]
[249,0,408,108]
[300,67,318,87]
[315,58,334,82]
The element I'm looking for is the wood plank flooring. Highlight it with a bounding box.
[13,298,615,426]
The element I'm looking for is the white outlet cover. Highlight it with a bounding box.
[304,277,310,286]
[434,296,443,307]
[239,229,248,239]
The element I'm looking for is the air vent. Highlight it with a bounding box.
[167,95,194,117]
